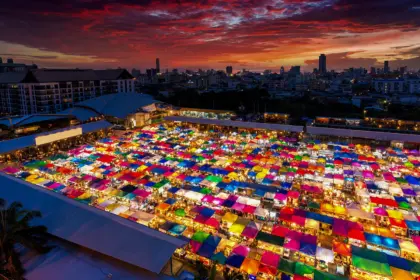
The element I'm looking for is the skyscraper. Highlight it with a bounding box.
[226,66,233,75]
[280,66,285,74]
[156,58,160,74]
[319,54,327,74]
[384,61,389,74]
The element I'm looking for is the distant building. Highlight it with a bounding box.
[226,66,233,75]
[146,68,157,78]
[156,58,160,74]
[289,66,301,75]
[131,68,141,77]
[370,67,376,75]
[280,66,285,74]
[373,78,404,94]
[400,66,407,74]
[319,54,327,74]
[407,78,420,94]
[263,69,272,76]
[0,57,38,73]
[384,61,390,74]
[0,69,134,115]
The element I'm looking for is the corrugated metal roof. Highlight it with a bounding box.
[0,173,187,274]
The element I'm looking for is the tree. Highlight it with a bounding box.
[0,199,52,280]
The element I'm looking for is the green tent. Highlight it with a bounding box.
[206,175,222,183]
[352,255,392,276]
[175,209,186,217]
[278,258,296,275]
[308,201,320,209]
[191,231,210,243]
[399,201,412,210]
[411,262,420,275]
[314,270,348,280]
[25,160,47,169]
[294,262,314,276]
[199,188,212,194]
[256,232,285,247]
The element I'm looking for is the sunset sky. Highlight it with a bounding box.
[0,0,419,72]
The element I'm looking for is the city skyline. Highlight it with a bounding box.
[0,0,419,71]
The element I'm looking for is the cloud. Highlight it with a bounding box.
[0,0,418,70]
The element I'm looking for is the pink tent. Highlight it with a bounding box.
[260,251,280,268]
[232,245,250,257]
[190,240,202,253]
[292,215,306,226]
[272,225,289,237]
[232,202,246,212]
[362,170,374,179]
[202,195,214,203]
[274,193,287,201]
[205,218,220,229]
[284,239,300,251]
[287,191,300,199]
[212,197,225,205]
[373,207,388,216]
[1,166,20,174]
[133,189,151,198]
[241,226,258,239]
[243,205,256,214]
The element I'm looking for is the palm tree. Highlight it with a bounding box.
[0,199,52,280]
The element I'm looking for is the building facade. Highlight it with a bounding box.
[373,79,404,94]
[319,54,327,74]
[0,69,134,115]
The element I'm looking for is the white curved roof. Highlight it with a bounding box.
[76,93,157,119]
[61,107,100,122]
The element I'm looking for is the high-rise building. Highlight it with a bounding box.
[280,66,285,74]
[156,58,160,74]
[370,67,376,75]
[400,66,407,74]
[384,61,389,74]
[289,66,301,75]
[226,66,233,75]
[319,54,327,74]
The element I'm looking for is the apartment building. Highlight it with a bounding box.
[0,69,134,115]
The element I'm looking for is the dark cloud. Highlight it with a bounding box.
[0,0,418,69]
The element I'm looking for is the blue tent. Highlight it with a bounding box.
[200,207,215,218]
[306,212,333,225]
[406,175,419,186]
[168,187,180,194]
[197,243,216,259]
[226,254,245,268]
[204,235,221,247]
[165,198,177,205]
[387,255,412,271]
[299,242,317,256]
[406,220,420,231]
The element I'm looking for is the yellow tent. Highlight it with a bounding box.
[222,212,238,224]
[390,267,414,280]
[387,210,404,220]
[229,223,246,234]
